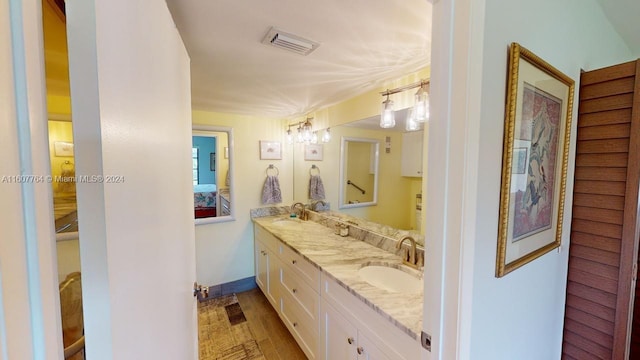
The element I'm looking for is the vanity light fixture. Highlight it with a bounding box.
[285,117,330,144]
[379,79,430,129]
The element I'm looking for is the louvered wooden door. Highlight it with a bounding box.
[562,59,640,360]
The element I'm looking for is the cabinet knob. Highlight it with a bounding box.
[357,346,364,355]
[292,288,297,294]
[293,322,298,327]
[292,259,297,265]
[347,337,354,345]
[261,251,267,256]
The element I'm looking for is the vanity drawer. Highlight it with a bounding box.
[280,263,319,322]
[254,224,278,252]
[281,290,318,359]
[278,242,320,292]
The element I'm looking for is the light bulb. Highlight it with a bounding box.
[297,127,304,143]
[423,93,430,122]
[286,129,293,144]
[311,131,318,144]
[303,125,312,143]
[380,97,395,129]
[414,86,428,122]
[322,128,331,143]
[405,108,419,131]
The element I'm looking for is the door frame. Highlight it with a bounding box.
[1,0,64,358]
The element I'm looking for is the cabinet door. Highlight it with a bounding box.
[255,240,268,293]
[357,332,393,360]
[401,130,424,177]
[320,300,357,360]
[266,252,280,309]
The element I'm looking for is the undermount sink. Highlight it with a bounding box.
[358,264,422,293]
[271,218,303,228]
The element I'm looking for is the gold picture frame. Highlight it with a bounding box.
[496,43,575,277]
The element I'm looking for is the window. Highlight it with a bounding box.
[192,147,199,185]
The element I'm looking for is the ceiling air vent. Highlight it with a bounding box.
[261,27,320,56]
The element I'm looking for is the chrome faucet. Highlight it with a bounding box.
[310,200,327,211]
[291,202,307,220]
[396,236,419,269]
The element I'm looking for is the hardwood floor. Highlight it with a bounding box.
[236,288,307,360]
[198,287,307,360]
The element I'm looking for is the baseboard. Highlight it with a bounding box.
[199,276,256,302]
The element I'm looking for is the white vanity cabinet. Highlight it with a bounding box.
[401,130,424,177]
[253,225,281,310]
[253,223,420,360]
[320,299,391,360]
[320,273,420,360]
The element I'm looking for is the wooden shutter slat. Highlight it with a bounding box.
[573,180,627,197]
[574,167,628,181]
[580,76,636,100]
[567,281,617,309]
[578,108,632,127]
[567,268,618,294]
[565,318,613,349]
[569,257,619,281]
[562,342,601,360]
[571,219,623,239]
[575,153,629,167]
[563,330,611,359]
[580,61,637,86]
[570,243,620,267]
[572,193,625,211]
[579,93,634,114]
[576,138,630,154]
[572,206,624,225]
[570,232,620,254]
[577,124,630,140]
[565,305,615,334]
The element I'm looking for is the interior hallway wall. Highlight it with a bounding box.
[468,0,633,359]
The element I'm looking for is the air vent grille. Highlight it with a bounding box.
[261,27,319,56]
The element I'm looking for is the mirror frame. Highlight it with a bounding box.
[193,125,235,225]
[339,136,379,209]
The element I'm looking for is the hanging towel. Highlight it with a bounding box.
[309,174,326,200]
[262,175,282,204]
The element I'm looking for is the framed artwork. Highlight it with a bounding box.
[259,140,282,160]
[54,141,74,157]
[210,153,216,171]
[304,144,323,161]
[496,42,575,277]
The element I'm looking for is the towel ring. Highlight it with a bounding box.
[266,164,279,176]
[309,165,320,176]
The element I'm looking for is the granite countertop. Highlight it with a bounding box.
[252,215,423,341]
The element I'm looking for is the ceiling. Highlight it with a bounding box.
[165,0,432,119]
[43,1,639,120]
[596,0,640,58]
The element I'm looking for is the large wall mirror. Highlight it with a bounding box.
[193,125,235,224]
[292,108,425,232]
[339,137,379,208]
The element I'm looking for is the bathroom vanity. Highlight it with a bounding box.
[252,213,423,359]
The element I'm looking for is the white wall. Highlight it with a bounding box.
[67,0,196,358]
[468,1,633,359]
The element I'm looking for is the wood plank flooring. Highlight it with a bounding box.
[199,288,307,360]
